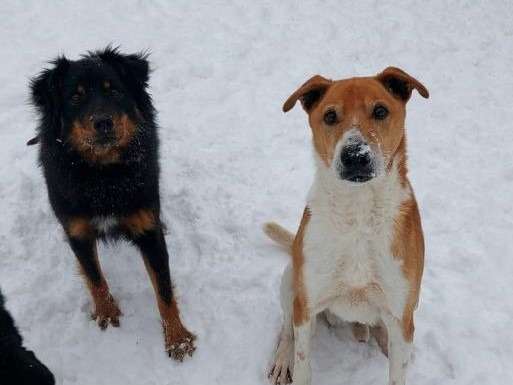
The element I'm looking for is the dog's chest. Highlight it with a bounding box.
[91,216,119,233]
[302,176,409,321]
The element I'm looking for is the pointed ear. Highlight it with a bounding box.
[95,46,150,92]
[283,75,332,113]
[30,56,69,115]
[376,67,429,102]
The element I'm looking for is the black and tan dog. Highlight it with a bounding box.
[29,47,195,361]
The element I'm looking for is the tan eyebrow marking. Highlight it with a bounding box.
[103,80,111,89]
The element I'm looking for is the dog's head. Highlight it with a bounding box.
[30,47,152,164]
[283,67,428,184]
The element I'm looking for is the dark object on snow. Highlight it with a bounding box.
[26,136,40,146]
[0,289,55,385]
[28,46,196,360]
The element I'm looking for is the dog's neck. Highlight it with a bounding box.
[309,149,411,218]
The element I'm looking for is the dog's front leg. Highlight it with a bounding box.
[292,319,313,385]
[66,217,121,329]
[270,264,294,385]
[122,210,196,361]
[382,313,413,385]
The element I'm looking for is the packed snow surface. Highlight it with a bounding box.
[0,1,512,384]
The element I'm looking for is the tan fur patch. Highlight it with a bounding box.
[113,114,136,149]
[67,217,94,239]
[69,119,120,163]
[391,195,424,342]
[142,257,196,361]
[76,243,121,328]
[370,321,389,357]
[121,209,156,235]
[351,322,370,343]
[389,135,409,187]
[306,78,407,168]
[283,68,428,170]
[292,207,311,326]
[263,222,294,251]
[69,113,136,164]
[160,299,194,345]
[88,280,122,328]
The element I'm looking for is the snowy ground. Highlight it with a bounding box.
[1,1,512,384]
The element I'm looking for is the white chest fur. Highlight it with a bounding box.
[302,163,411,323]
[91,216,119,233]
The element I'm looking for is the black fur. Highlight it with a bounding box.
[300,89,326,111]
[0,289,55,385]
[381,76,411,101]
[29,47,186,346]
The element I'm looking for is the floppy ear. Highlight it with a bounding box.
[95,46,150,93]
[376,67,429,102]
[30,56,69,139]
[283,75,332,113]
[30,56,69,115]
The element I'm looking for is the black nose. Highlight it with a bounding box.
[94,116,113,135]
[341,144,372,169]
[340,142,374,182]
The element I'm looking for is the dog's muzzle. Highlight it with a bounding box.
[337,134,377,183]
[93,114,115,145]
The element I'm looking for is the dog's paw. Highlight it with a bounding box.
[268,337,293,385]
[269,364,292,385]
[91,294,122,330]
[352,322,370,343]
[164,326,196,362]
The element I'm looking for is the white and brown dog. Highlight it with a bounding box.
[264,67,428,385]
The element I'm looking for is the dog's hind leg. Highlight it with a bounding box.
[66,218,121,329]
[269,264,294,385]
[370,320,389,357]
[122,210,196,362]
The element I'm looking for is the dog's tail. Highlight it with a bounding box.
[263,222,294,253]
[26,135,40,146]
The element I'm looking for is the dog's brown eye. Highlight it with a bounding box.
[323,109,338,125]
[373,105,389,120]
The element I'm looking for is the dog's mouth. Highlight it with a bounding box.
[95,131,117,147]
[68,132,122,164]
[344,173,374,183]
[94,137,118,149]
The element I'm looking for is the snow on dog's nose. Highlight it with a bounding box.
[336,129,377,183]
